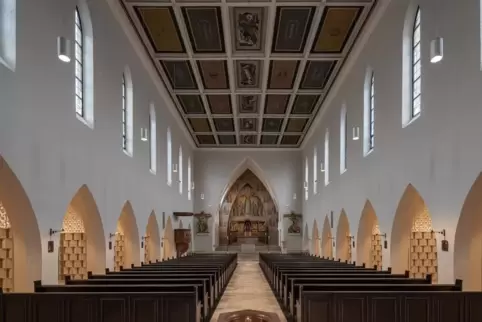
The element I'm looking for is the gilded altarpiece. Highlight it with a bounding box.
[219,170,278,245]
[0,202,13,292]
[410,208,438,283]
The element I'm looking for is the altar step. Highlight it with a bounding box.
[214,245,281,253]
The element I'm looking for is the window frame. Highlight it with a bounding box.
[411,7,421,118]
[368,72,375,150]
[74,7,84,117]
[121,74,128,152]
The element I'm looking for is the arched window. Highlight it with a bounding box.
[313,147,318,195]
[74,2,94,127]
[0,0,16,70]
[340,105,347,173]
[121,69,134,155]
[179,146,183,194]
[324,129,330,186]
[74,8,84,117]
[187,157,192,201]
[411,8,421,118]
[167,128,172,186]
[149,104,157,173]
[304,157,309,201]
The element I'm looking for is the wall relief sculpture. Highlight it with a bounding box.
[195,212,211,234]
[218,169,278,245]
[285,212,302,234]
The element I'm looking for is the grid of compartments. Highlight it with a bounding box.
[410,231,438,283]
[58,232,87,281]
[144,237,150,264]
[370,234,383,270]
[347,238,352,263]
[0,202,13,293]
[114,233,125,272]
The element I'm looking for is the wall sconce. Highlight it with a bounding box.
[48,228,64,253]
[141,235,150,248]
[320,162,325,173]
[200,193,205,200]
[140,128,149,142]
[352,127,360,141]
[430,37,444,64]
[348,235,355,248]
[377,233,388,249]
[191,182,195,190]
[303,181,308,190]
[432,229,448,252]
[329,236,335,247]
[172,163,178,173]
[293,193,297,200]
[108,233,116,250]
[57,36,71,63]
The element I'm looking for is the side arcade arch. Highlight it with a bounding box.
[356,200,382,269]
[145,211,160,263]
[454,173,482,290]
[391,184,438,282]
[311,220,320,256]
[336,210,351,262]
[162,216,175,260]
[114,201,140,271]
[321,215,333,258]
[0,156,42,292]
[59,185,106,281]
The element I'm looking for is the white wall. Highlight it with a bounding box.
[302,0,482,284]
[193,150,301,245]
[0,0,193,284]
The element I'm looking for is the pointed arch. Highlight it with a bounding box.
[454,173,482,290]
[162,216,175,260]
[311,220,320,256]
[321,215,333,258]
[217,157,279,212]
[336,209,351,262]
[391,184,437,280]
[356,200,381,268]
[116,201,140,268]
[62,185,106,277]
[145,211,160,263]
[303,222,310,252]
[0,155,42,292]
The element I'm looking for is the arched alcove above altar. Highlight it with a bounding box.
[219,169,278,246]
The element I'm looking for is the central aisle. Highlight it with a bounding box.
[210,253,286,322]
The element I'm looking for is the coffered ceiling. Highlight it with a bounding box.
[121,0,377,148]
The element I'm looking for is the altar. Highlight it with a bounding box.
[237,236,258,245]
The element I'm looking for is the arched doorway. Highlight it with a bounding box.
[311,220,321,256]
[391,184,438,282]
[356,200,382,269]
[454,173,482,290]
[59,185,106,281]
[302,222,309,253]
[219,169,278,246]
[162,216,175,260]
[336,210,351,262]
[321,215,333,258]
[114,201,140,271]
[0,156,42,292]
[144,211,160,264]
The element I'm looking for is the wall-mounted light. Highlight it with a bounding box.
[48,228,64,253]
[140,128,149,142]
[352,127,360,141]
[348,235,355,248]
[200,193,205,200]
[320,162,325,173]
[293,193,297,200]
[432,229,448,252]
[430,37,444,64]
[172,164,178,173]
[191,182,195,190]
[57,36,71,63]
[303,181,308,190]
[108,233,116,250]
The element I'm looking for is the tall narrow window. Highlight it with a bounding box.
[167,128,172,186]
[340,105,347,173]
[313,147,318,195]
[149,104,157,173]
[74,8,84,117]
[369,73,375,150]
[363,69,375,155]
[0,0,17,70]
[179,147,183,194]
[324,130,330,186]
[121,69,134,155]
[411,8,421,118]
[304,157,309,200]
[187,157,192,201]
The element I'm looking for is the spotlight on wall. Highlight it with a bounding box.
[200,193,205,200]
[303,181,308,190]
[320,162,325,173]
[172,164,178,173]
[430,37,444,63]
[191,182,195,190]
[293,193,297,200]
[57,36,71,63]
[140,128,149,142]
[352,127,360,141]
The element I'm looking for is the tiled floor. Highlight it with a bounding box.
[210,253,286,322]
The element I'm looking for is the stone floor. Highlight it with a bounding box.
[210,253,286,322]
